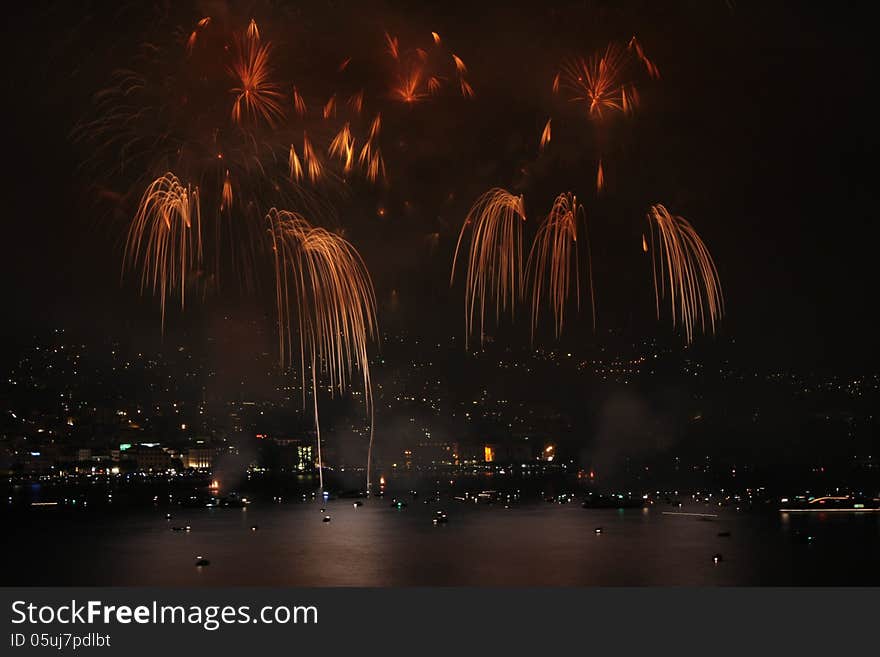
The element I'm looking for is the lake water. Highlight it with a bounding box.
[5,498,879,585]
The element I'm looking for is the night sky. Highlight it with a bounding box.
[1,0,877,372]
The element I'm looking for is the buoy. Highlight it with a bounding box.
[713,553,723,564]
[595,527,603,534]
[195,557,210,567]
[322,515,331,523]
[250,525,258,531]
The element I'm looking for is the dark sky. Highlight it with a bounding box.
[1,0,877,372]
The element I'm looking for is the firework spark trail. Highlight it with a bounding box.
[386,31,474,102]
[540,119,552,150]
[348,90,364,114]
[229,28,285,126]
[526,193,596,341]
[302,132,324,183]
[123,173,202,329]
[451,188,527,349]
[384,31,399,60]
[288,144,303,181]
[358,114,386,183]
[645,204,723,344]
[292,86,307,116]
[220,170,233,211]
[267,209,378,491]
[322,94,337,119]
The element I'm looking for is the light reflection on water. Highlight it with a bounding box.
[6,501,879,585]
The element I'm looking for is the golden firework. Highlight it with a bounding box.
[526,193,596,341]
[451,188,527,348]
[645,204,723,344]
[267,209,378,491]
[123,173,202,329]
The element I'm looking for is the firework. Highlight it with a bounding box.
[267,209,378,491]
[292,86,307,116]
[123,173,202,329]
[322,94,337,119]
[288,144,303,182]
[645,204,723,344]
[540,119,552,150]
[386,30,474,102]
[302,132,325,184]
[229,29,285,126]
[451,188,527,348]
[220,170,233,211]
[557,43,636,120]
[551,39,657,193]
[526,193,596,341]
[348,90,364,114]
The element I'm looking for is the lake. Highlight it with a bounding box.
[4,497,879,585]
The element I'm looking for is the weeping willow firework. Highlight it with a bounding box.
[526,193,596,341]
[454,194,723,347]
[122,173,202,329]
[645,204,724,344]
[267,209,378,491]
[75,14,387,302]
[451,188,526,349]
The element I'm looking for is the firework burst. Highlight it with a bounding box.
[526,193,596,341]
[645,204,724,344]
[451,188,527,349]
[123,173,202,329]
[267,209,378,491]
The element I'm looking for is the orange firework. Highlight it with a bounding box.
[322,94,337,119]
[348,90,364,114]
[392,67,426,103]
[557,43,636,120]
[328,123,356,174]
[220,170,233,211]
[123,173,202,329]
[596,159,605,192]
[386,30,473,102]
[267,209,378,491]
[246,18,260,41]
[540,119,552,150]
[384,31,399,60]
[229,30,285,126]
[628,36,660,79]
[288,144,303,182]
[645,204,723,344]
[301,132,324,183]
[451,188,527,348]
[292,86,307,116]
[526,193,596,341]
